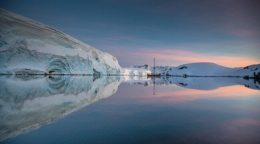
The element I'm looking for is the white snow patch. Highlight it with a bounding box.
[121,67,151,76]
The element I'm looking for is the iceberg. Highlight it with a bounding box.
[121,67,151,76]
[0,9,121,75]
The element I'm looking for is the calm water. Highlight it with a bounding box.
[0,76,260,144]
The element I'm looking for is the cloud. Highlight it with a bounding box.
[229,28,259,37]
[138,0,260,37]
[116,47,259,67]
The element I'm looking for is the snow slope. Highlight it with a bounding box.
[0,9,121,75]
[149,62,260,77]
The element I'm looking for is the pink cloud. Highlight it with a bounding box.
[94,44,259,67]
[229,28,259,37]
[118,48,260,67]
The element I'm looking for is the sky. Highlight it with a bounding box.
[1,0,260,67]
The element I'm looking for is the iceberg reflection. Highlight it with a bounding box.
[0,75,259,141]
[0,75,121,141]
[126,76,260,90]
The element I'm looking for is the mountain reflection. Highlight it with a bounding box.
[0,75,121,141]
[0,75,259,141]
[131,76,260,90]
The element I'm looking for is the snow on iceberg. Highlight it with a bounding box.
[0,9,121,75]
[121,67,151,76]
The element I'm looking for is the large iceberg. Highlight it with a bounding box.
[0,9,121,75]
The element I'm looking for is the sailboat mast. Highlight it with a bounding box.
[154,58,155,74]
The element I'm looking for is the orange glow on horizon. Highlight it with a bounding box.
[125,48,260,67]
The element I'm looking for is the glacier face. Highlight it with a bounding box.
[0,9,121,75]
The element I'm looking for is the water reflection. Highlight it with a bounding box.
[131,76,260,90]
[0,75,120,141]
[0,75,259,143]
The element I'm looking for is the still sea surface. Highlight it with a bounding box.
[0,76,260,144]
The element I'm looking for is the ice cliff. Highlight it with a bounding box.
[0,9,121,75]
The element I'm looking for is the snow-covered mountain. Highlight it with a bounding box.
[0,9,121,75]
[148,62,260,77]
